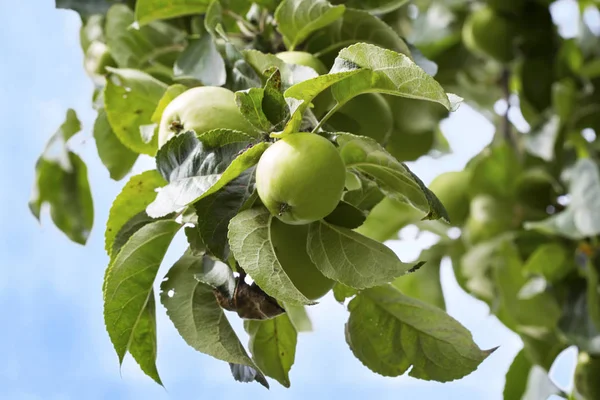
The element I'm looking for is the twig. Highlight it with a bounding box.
[500,68,516,149]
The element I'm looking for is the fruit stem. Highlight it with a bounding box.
[312,103,344,133]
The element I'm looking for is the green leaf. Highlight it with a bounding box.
[345,284,494,381]
[523,243,574,283]
[393,246,446,310]
[159,250,269,386]
[329,43,454,110]
[129,291,162,385]
[355,198,423,242]
[307,220,415,289]
[146,131,268,218]
[194,167,256,261]
[105,4,186,69]
[243,50,319,88]
[521,331,568,371]
[29,109,94,245]
[151,84,188,124]
[283,304,313,332]
[559,278,600,354]
[332,283,357,303]
[228,208,314,305]
[525,117,560,162]
[135,0,211,26]
[94,109,138,181]
[503,350,561,400]
[229,363,269,388]
[305,8,410,64]
[493,240,561,334]
[235,88,273,132]
[262,69,290,128]
[343,174,384,212]
[245,314,298,388]
[56,0,126,18]
[174,35,226,86]
[526,159,600,240]
[104,68,168,155]
[103,220,180,382]
[470,144,521,199]
[274,0,346,50]
[323,201,366,229]
[336,133,449,221]
[105,170,167,257]
[336,0,407,14]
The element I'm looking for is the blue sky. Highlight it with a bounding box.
[0,1,585,399]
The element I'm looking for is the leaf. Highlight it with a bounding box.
[355,198,424,242]
[129,291,162,385]
[29,109,94,245]
[393,246,446,310]
[274,0,346,50]
[194,167,256,261]
[105,4,186,69]
[245,314,298,388]
[243,50,319,89]
[262,69,290,128]
[329,43,454,110]
[336,133,449,221]
[235,88,273,132]
[345,284,494,381]
[493,240,561,334]
[146,131,268,218]
[94,109,138,181]
[523,243,574,283]
[470,144,521,199]
[337,0,408,14]
[307,220,416,289]
[103,220,180,382]
[228,208,314,305]
[283,304,313,332]
[503,350,561,400]
[105,170,167,257]
[521,331,567,371]
[151,84,188,124]
[526,159,600,240]
[343,175,385,212]
[332,283,358,303]
[305,8,410,63]
[323,201,366,229]
[104,68,167,155]
[135,0,211,26]
[525,116,561,162]
[159,251,264,371]
[56,0,127,18]
[559,278,600,354]
[174,35,227,86]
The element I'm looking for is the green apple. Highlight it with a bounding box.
[327,93,393,143]
[575,352,600,400]
[386,130,435,162]
[429,170,472,226]
[463,195,516,244]
[462,6,519,63]
[271,219,334,300]
[256,132,346,225]
[276,51,334,117]
[158,86,258,148]
[387,96,448,135]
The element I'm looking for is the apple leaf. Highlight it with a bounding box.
[345,284,494,381]
[244,314,298,388]
[558,279,600,354]
[338,0,408,14]
[104,68,168,155]
[103,220,180,383]
[274,0,346,50]
[305,8,410,64]
[105,170,167,257]
[151,84,188,124]
[56,0,127,18]
[332,283,358,303]
[228,208,314,305]
[146,131,268,218]
[523,243,574,283]
[105,5,186,69]
[135,0,211,26]
[174,35,226,87]
[283,304,313,332]
[243,50,319,88]
[235,88,273,132]
[355,198,423,242]
[470,144,521,199]
[193,167,256,262]
[323,201,366,229]
[335,133,449,221]
[526,159,600,240]
[229,363,269,388]
[93,109,138,181]
[29,109,94,245]
[343,175,385,212]
[329,43,456,110]
[307,220,416,289]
